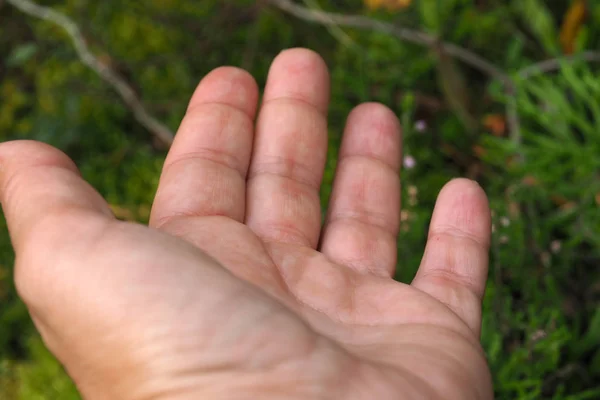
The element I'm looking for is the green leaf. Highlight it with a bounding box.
[418,0,458,34]
[434,46,478,134]
[6,43,38,67]
[419,0,441,32]
[572,308,600,356]
[565,387,600,400]
[506,36,525,67]
[513,0,559,54]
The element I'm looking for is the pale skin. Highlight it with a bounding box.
[0,48,493,399]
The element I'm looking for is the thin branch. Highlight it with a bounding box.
[7,0,174,148]
[267,0,510,84]
[517,51,600,80]
[510,51,600,153]
[302,0,356,49]
[241,14,261,70]
[506,88,522,157]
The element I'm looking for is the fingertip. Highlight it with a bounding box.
[0,139,76,165]
[264,47,330,114]
[347,102,401,135]
[342,102,402,170]
[275,47,328,68]
[433,178,491,246]
[440,178,485,195]
[348,102,398,119]
[188,66,260,117]
[0,140,114,251]
[438,178,490,211]
[0,140,80,188]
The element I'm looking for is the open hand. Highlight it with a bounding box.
[0,48,493,399]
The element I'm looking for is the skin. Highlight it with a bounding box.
[0,48,493,399]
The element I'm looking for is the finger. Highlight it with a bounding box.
[319,103,402,277]
[245,48,330,248]
[150,67,259,228]
[0,140,114,295]
[411,179,491,335]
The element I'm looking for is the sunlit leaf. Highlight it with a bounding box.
[6,43,38,67]
[560,0,587,54]
[109,204,135,221]
[364,0,411,11]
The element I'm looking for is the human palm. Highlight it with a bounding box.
[0,49,493,399]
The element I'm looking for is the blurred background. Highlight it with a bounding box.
[1,0,600,398]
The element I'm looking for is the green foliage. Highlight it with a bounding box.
[1,336,80,400]
[417,0,466,34]
[6,43,39,68]
[1,0,600,398]
[480,61,600,398]
[512,0,560,55]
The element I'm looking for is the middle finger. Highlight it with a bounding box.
[245,49,330,248]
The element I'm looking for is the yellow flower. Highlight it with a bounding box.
[364,0,412,11]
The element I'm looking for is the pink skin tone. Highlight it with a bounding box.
[0,48,493,399]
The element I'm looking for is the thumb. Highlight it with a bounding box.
[0,140,114,252]
[0,140,115,310]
